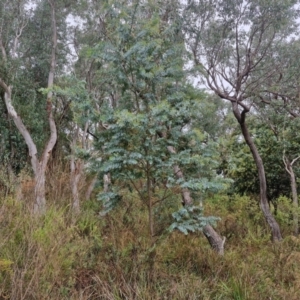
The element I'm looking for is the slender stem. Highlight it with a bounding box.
[146,160,154,241]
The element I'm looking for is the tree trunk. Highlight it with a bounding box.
[34,167,47,214]
[70,158,83,213]
[290,166,299,236]
[203,225,226,255]
[103,174,111,193]
[232,103,282,242]
[85,175,98,200]
[167,145,225,255]
[146,162,154,239]
[0,0,58,214]
[283,156,299,236]
[70,125,86,213]
[34,0,58,213]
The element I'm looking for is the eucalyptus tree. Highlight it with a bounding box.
[0,0,71,213]
[51,76,94,212]
[183,0,300,241]
[61,0,116,211]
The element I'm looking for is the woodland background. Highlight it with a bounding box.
[1,0,300,299]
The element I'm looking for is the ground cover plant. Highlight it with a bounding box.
[1,180,300,299]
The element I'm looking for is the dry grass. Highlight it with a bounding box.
[0,173,300,299]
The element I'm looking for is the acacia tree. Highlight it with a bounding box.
[85,0,228,253]
[183,0,300,241]
[0,0,69,213]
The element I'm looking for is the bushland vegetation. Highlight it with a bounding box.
[2,0,300,299]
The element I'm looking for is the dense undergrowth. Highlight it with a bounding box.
[0,176,300,299]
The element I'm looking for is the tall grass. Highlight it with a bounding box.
[0,172,300,299]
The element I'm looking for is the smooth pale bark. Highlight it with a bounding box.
[0,0,58,214]
[283,155,300,236]
[34,0,58,213]
[167,145,225,255]
[232,103,282,242]
[1,83,39,172]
